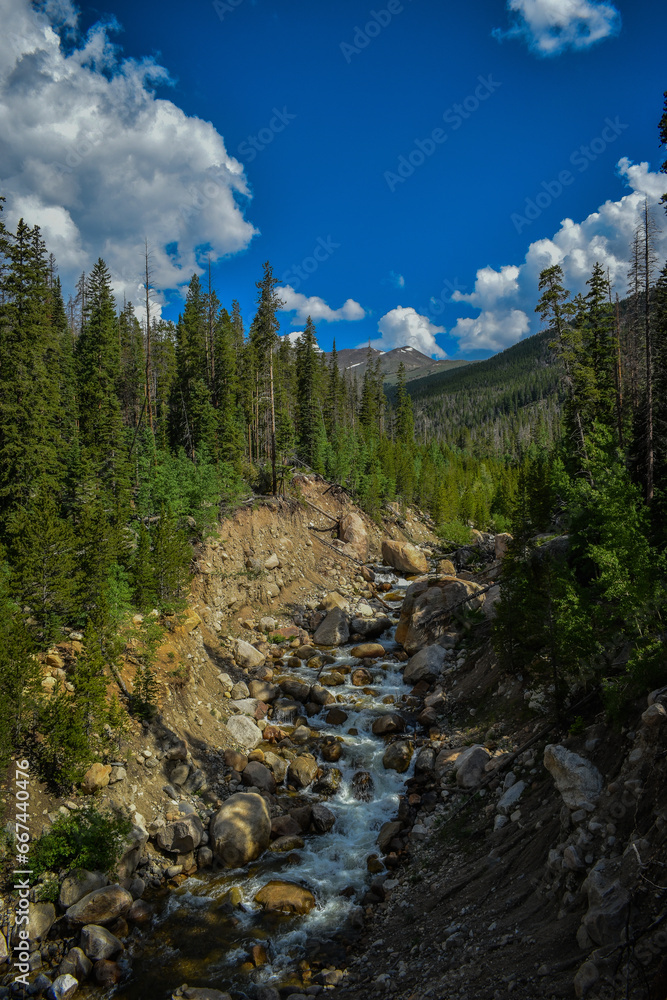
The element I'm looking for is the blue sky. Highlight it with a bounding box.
[1,0,666,357]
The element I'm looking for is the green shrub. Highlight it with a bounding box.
[31,804,132,880]
[437,520,473,546]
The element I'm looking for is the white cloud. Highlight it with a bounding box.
[452,264,521,307]
[450,158,667,354]
[0,0,257,317]
[453,309,530,352]
[277,285,366,325]
[389,270,405,288]
[494,0,621,56]
[371,306,447,358]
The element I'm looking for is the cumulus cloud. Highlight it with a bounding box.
[453,310,530,353]
[452,264,521,307]
[370,306,447,358]
[494,0,621,56]
[0,0,257,316]
[277,285,366,325]
[282,330,323,351]
[450,158,667,353]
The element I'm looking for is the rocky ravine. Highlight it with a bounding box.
[1,480,666,1000]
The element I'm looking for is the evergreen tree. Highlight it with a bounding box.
[395,362,415,444]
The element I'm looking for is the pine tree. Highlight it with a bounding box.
[296,317,322,465]
[172,274,217,459]
[75,258,128,504]
[395,362,415,444]
[251,262,283,492]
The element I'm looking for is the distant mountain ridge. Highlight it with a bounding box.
[327,345,472,384]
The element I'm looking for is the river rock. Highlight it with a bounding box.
[582,860,631,945]
[80,924,123,961]
[404,645,446,684]
[271,815,302,839]
[248,679,280,702]
[46,975,79,1000]
[338,512,368,560]
[157,815,203,854]
[497,780,526,815]
[352,771,374,800]
[377,821,402,853]
[127,899,153,925]
[382,741,413,773]
[24,901,56,943]
[230,681,250,700]
[436,559,456,577]
[210,793,271,868]
[455,745,491,788]
[350,643,385,659]
[58,946,92,981]
[321,591,349,611]
[263,751,288,783]
[309,684,335,706]
[94,960,123,987]
[181,990,233,1000]
[381,539,428,575]
[81,763,112,794]
[224,749,248,771]
[280,677,312,702]
[226,714,263,750]
[287,754,319,788]
[59,870,108,909]
[325,708,348,727]
[396,578,485,653]
[311,803,336,833]
[230,698,261,719]
[313,768,343,796]
[351,617,392,639]
[321,739,343,762]
[254,880,316,915]
[351,667,373,686]
[66,885,132,927]
[495,533,513,559]
[242,761,276,794]
[372,714,405,735]
[313,608,349,646]
[232,639,265,669]
[543,744,603,810]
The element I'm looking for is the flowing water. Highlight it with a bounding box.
[104,571,413,999]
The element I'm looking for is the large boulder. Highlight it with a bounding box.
[338,512,368,560]
[382,740,413,773]
[156,815,203,854]
[494,533,513,559]
[210,793,271,868]
[543,745,603,810]
[80,924,123,961]
[248,679,280,702]
[46,975,79,1000]
[65,885,132,927]
[226,714,263,750]
[287,754,319,789]
[582,860,631,946]
[395,578,485,654]
[232,639,265,670]
[351,617,392,639]
[81,763,112,794]
[371,714,405,736]
[350,643,385,659]
[321,591,349,611]
[311,803,336,833]
[381,539,428,575]
[313,608,349,647]
[59,870,108,909]
[279,677,312,702]
[404,645,446,684]
[117,820,149,879]
[23,902,55,944]
[58,946,92,981]
[454,745,491,788]
[254,880,316,915]
[242,761,276,794]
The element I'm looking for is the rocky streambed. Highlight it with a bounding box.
[73,569,423,1000]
